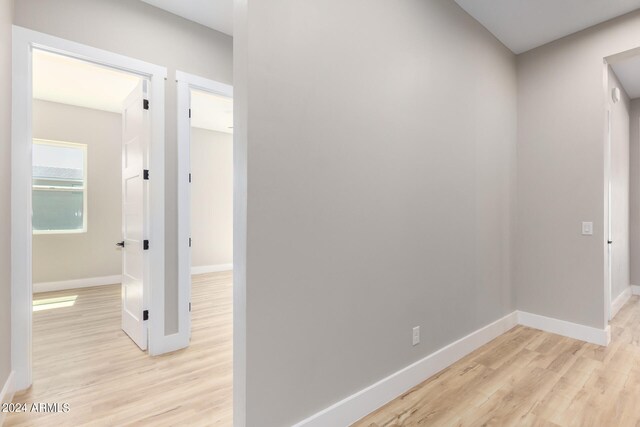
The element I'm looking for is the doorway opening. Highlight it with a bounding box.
[30,47,149,388]
[11,27,167,392]
[30,48,153,349]
[603,49,640,323]
[176,72,234,423]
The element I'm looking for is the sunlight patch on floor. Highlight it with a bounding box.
[33,295,78,312]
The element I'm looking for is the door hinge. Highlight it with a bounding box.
[189,173,191,183]
[143,99,149,110]
[189,237,192,247]
[188,108,191,118]
[143,169,149,180]
[143,310,149,321]
[189,302,191,312]
[143,240,150,250]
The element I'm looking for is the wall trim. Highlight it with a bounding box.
[631,285,640,295]
[293,309,613,426]
[292,311,519,427]
[191,264,233,275]
[611,287,632,319]
[0,371,15,426]
[33,268,234,293]
[33,275,122,294]
[517,311,610,346]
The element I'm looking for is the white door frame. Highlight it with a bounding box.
[602,58,613,326]
[175,70,233,351]
[606,106,613,321]
[11,26,167,391]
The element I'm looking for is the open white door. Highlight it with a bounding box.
[120,80,150,350]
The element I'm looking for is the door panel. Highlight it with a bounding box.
[121,80,149,350]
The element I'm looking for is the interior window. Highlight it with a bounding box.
[32,140,88,234]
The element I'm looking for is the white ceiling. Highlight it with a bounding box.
[191,90,234,134]
[137,0,640,54]
[34,50,233,133]
[33,49,141,114]
[140,0,233,36]
[454,0,640,54]
[611,56,640,99]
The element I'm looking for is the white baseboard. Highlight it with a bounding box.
[33,275,122,293]
[611,287,632,319]
[631,285,640,296]
[34,267,234,293]
[191,264,233,275]
[294,309,614,426]
[292,311,519,427]
[517,311,610,346]
[0,371,15,426]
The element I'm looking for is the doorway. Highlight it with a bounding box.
[11,26,167,391]
[176,71,234,351]
[31,49,153,350]
[604,50,638,322]
[164,71,235,425]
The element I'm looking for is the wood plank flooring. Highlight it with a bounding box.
[10,275,640,426]
[356,296,640,427]
[7,272,232,427]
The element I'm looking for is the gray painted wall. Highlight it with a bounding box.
[236,1,517,425]
[191,128,233,269]
[32,100,122,284]
[31,102,232,283]
[631,98,640,286]
[516,10,640,329]
[14,0,233,334]
[0,0,12,392]
[608,68,630,302]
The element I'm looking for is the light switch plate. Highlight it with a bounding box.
[582,222,593,236]
[412,326,420,346]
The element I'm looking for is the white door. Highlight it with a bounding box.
[120,80,150,350]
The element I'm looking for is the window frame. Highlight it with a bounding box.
[32,138,88,235]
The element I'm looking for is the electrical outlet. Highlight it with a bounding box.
[412,326,420,346]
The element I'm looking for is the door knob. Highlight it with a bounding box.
[116,241,125,247]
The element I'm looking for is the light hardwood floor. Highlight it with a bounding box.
[10,279,640,427]
[7,272,232,427]
[356,296,640,427]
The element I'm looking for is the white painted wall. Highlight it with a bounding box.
[14,0,233,334]
[516,10,640,329]
[235,1,517,425]
[631,98,640,286]
[190,128,233,269]
[0,0,13,391]
[608,68,631,302]
[32,100,122,284]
